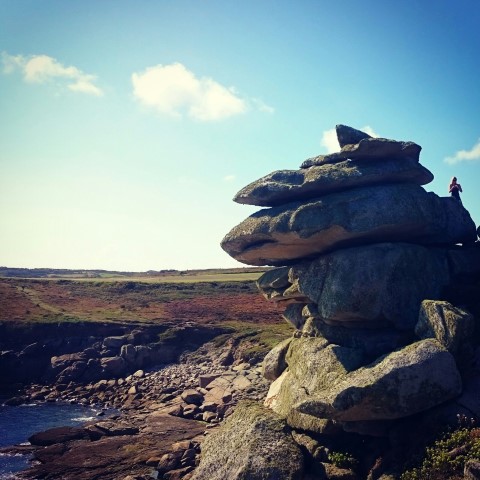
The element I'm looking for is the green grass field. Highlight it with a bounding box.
[49,272,264,283]
[0,267,269,283]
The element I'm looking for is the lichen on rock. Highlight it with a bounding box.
[191,400,304,480]
[215,123,480,478]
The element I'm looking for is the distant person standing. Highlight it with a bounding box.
[449,176,463,203]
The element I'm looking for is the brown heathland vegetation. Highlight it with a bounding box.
[0,271,283,326]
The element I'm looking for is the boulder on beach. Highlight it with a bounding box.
[56,361,88,383]
[100,356,126,377]
[281,303,307,330]
[51,353,87,372]
[29,426,90,446]
[301,314,411,358]
[447,246,480,279]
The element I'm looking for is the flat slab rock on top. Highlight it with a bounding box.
[301,137,422,168]
[336,124,372,147]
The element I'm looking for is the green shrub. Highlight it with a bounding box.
[328,451,359,470]
[401,426,480,480]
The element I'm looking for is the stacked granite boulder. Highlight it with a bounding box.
[219,125,480,439]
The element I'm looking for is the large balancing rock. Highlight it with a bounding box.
[291,243,450,330]
[296,339,462,422]
[191,401,304,480]
[221,183,476,266]
[234,157,433,207]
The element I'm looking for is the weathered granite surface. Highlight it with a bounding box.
[295,339,462,421]
[221,125,479,433]
[203,124,480,478]
[191,401,304,480]
[234,157,433,207]
[301,137,422,168]
[222,184,476,266]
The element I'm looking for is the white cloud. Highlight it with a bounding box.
[132,62,271,121]
[1,51,103,96]
[252,98,275,114]
[321,128,340,153]
[190,79,246,121]
[361,125,379,138]
[321,125,379,153]
[68,78,102,96]
[223,175,236,182]
[444,139,480,165]
[1,52,24,73]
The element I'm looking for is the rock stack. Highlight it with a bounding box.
[194,125,480,479]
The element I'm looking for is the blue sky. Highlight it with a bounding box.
[1,0,479,271]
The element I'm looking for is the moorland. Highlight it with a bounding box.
[0,266,293,479]
[0,265,291,387]
[0,266,279,325]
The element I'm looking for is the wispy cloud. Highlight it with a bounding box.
[444,139,480,165]
[1,51,103,96]
[223,175,236,182]
[132,62,272,121]
[321,125,379,153]
[252,98,275,114]
[361,126,379,138]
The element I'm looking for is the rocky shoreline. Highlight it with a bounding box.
[1,327,387,480]
[1,338,272,480]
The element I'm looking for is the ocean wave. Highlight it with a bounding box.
[71,416,95,422]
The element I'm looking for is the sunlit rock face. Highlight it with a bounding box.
[222,183,475,266]
[191,401,305,480]
[219,124,480,437]
[233,157,433,207]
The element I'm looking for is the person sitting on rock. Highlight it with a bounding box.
[449,176,463,203]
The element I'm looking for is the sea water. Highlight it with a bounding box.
[0,400,103,479]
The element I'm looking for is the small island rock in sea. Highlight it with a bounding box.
[192,124,480,479]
